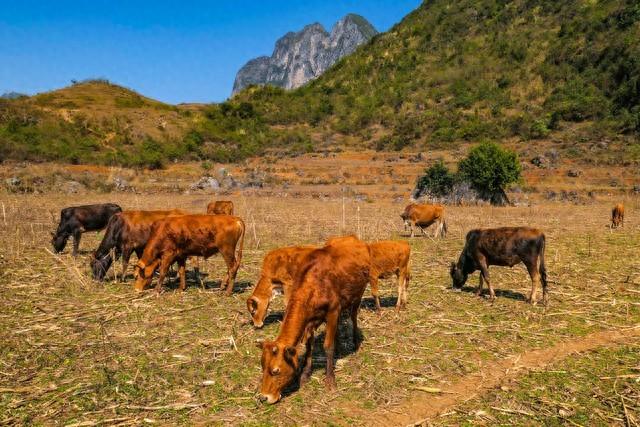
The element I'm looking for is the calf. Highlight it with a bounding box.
[257,236,370,404]
[134,215,244,294]
[401,203,447,238]
[51,203,122,256]
[90,209,187,281]
[246,245,316,328]
[207,200,234,215]
[368,240,411,310]
[450,227,548,305]
[611,203,624,229]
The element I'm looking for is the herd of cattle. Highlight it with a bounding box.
[49,199,626,403]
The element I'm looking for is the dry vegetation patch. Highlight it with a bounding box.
[0,193,638,425]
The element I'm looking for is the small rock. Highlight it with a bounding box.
[567,169,582,178]
[633,184,640,194]
[113,176,131,191]
[190,176,220,191]
[5,177,20,186]
[531,155,547,168]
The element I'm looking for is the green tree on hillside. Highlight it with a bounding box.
[458,142,521,205]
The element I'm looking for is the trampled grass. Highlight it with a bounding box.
[0,193,638,425]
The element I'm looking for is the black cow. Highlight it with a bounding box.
[450,227,548,305]
[51,203,122,256]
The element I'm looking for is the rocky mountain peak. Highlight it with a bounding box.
[232,14,377,95]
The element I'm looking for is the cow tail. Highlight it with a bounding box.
[539,234,547,290]
[442,216,448,237]
[235,219,246,264]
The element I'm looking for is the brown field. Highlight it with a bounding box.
[1,190,639,426]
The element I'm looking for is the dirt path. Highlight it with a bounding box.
[356,326,640,426]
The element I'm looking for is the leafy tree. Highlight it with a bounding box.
[458,142,521,205]
[414,160,455,198]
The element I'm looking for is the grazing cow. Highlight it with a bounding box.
[246,245,316,328]
[257,236,371,404]
[207,200,234,215]
[401,203,447,238]
[368,240,411,310]
[450,227,548,305]
[51,203,122,256]
[611,203,624,229]
[90,209,187,281]
[134,215,245,294]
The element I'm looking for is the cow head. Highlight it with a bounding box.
[257,340,299,404]
[246,295,269,328]
[51,231,68,253]
[133,259,158,291]
[450,261,467,289]
[90,251,112,281]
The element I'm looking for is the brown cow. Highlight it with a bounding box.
[246,245,316,328]
[257,236,371,404]
[611,203,624,229]
[134,215,245,294]
[401,203,447,238]
[450,227,548,305]
[90,209,187,281]
[368,240,411,311]
[207,200,234,215]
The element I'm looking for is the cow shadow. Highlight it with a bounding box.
[360,296,398,310]
[163,271,253,294]
[458,284,527,302]
[281,312,360,398]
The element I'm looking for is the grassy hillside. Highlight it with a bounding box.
[232,0,640,153]
[0,80,199,167]
[2,0,639,167]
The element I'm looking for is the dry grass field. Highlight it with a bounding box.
[1,191,639,426]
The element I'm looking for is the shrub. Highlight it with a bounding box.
[458,142,521,205]
[414,160,455,198]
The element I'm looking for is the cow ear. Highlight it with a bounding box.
[255,339,265,350]
[283,346,297,365]
[248,298,258,310]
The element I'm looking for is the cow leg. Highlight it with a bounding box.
[409,223,414,238]
[220,248,239,296]
[397,266,409,309]
[155,256,172,293]
[323,308,339,390]
[177,258,187,291]
[525,259,541,306]
[121,248,133,281]
[72,229,82,257]
[476,273,484,297]
[300,327,315,386]
[370,272,381,311]
[478,260,494,301]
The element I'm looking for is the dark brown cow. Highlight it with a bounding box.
[257,236,371,404]
[207,200,234,215]
[368,240,411,310]
[246,245,316,328]
[90,209,187,281]
[450,227,548,305]
[401,203,447,238]
[134,215,245,294]
[52,203,122,256]
[611,203,625,229]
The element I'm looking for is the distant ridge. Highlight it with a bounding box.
[232,14,377,95]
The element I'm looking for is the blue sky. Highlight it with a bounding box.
[0,0,422,104]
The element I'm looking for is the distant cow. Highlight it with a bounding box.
[257,236,371,404]
[450,227,548,305]
[207,200,234,215]
[90,209,187,281]
[368,240,411,310]
[611,203,624,229]
[401,203,447,238]
[51,203,122,256]
[134,215,245,294]
[246,245,316,328]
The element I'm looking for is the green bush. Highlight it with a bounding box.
[458,141,521,205]
[414,160,455,197]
